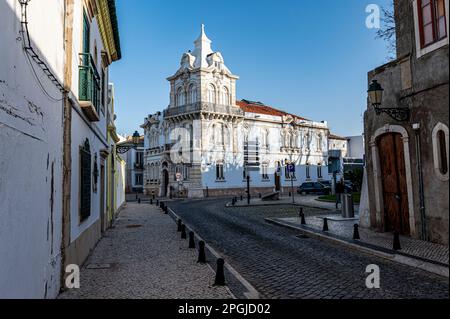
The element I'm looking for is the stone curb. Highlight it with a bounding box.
[225,201,329,211]
[265,218,449,278]
[166,206,260,299]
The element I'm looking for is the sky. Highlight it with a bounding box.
[110,0,393,137]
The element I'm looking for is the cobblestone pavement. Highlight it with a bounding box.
[58,203,233,299]
[281,215,449,265]
[169,199,449,299]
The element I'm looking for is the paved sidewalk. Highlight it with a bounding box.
[59,203,233,299]
[271,214,449,267]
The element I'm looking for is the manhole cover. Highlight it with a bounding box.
[86,263,112,270]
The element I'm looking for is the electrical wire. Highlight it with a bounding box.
[18,0,66,102]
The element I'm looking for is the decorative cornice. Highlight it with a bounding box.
[96,0,121,65]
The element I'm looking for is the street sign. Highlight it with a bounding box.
[287,164,296,173]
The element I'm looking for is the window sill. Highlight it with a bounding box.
[215,179,226,183]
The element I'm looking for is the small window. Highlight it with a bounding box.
[216,163,225,181]
[262,164,269,180]
[135,174,143,186]
[317,164,323,179]
[432,123,449,181]
[306,164,311,179]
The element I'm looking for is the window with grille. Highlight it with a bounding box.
[79,139,92,222]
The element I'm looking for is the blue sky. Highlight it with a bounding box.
[110,0,392,137]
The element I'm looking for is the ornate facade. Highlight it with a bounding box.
[142,25,332,198]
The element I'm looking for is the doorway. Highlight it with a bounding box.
[161,169,169,197]
[100,164,106,233]
[377,133,410,235]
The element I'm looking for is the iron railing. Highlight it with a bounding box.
[79,53,101,114]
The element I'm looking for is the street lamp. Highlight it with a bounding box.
[117,131,141,154]
[368,80,410,122]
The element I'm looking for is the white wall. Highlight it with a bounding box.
[347,135,365,159]
[0,0,64,298]
[116,158,126,209]
[68,1,109,242]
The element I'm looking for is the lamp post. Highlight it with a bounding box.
[117,131,141,154]
[368,80,410,122]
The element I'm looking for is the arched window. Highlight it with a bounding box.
[188,85,197,104]
[432,123,449,181]
[176,87,185,107]
[221,86,230,105]
[207,84,216,104]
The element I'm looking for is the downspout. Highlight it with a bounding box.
[60,0,74,292]
[414,125,427,240]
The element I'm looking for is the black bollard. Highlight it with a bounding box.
[156,199,159,206]
[138,198,141,204]
[189,231,196,249]
[289,192,292,197]
[299,208,306,225]
[393,232,401,250]
[177,219,182,232]
[164,205,168,214]
[198,241,206,263]
[259,193,262,199]
[150,198,153,205]
[214,258,226,286]
[323,218,329,232]
[353,224,360,240]
[181,224,187,239]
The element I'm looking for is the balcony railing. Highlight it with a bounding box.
[163,102,244,118]
[79,53,101,121]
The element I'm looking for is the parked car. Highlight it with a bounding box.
[320,180,354,193]
[297,182,331,195]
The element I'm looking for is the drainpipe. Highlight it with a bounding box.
[413,123,427,241]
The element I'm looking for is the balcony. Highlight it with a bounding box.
[79,53,101,122]
[163,102,244,119]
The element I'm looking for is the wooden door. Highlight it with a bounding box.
[100,164,106,232]
[377,133,410,235]
[275,173,281,192]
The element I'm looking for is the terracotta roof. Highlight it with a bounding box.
[329,134,347,141]
[236,100,307,121]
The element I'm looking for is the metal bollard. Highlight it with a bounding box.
[189,231,196,249]
[198,241,206,263]
[393,232,401,250]
[299,208,306,225]
[138,198,141,204]
[323,218,329,232]
[177,219,182,232]
[289,192,292,197]
[353,224,360,240]
[181,224,187,239]
[150,198,153,205]
[214,258,226,286]
[164,205,168,214]
[240,195,243,201]
[259,193,262,199]
[156,199,159,206]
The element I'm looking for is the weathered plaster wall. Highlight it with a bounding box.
[0,0,64,298]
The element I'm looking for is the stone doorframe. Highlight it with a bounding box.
[369,124,417,237]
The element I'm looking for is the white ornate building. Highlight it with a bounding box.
[141,25,332,198]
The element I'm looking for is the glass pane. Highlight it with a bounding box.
[422,0,430,6]
[423,23,434,44]
[437,0,446,17]
[438,131,448,175]
[422,4,432,24]
[438,17,447,39]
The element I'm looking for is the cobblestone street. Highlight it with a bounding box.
[58,203,233,299]
[169,199,449,299]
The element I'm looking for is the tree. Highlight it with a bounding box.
[376,1,396,60]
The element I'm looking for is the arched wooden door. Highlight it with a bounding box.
[377,133,410,235]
